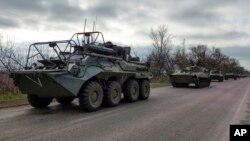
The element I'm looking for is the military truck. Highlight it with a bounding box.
[169,66,211,88]
[10,31,152,112]
[210,70,224,82]
[225,73,237,80]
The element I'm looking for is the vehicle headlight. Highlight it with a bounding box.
[68,63,80,76]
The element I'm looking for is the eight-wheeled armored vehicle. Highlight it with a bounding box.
[10,31,152,112]
[210,70,224,82]
[225,73,237,80]
[169,66,211,88]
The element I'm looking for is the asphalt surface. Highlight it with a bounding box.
[0,78,250,141]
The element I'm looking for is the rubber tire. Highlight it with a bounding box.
[56,97,75,105]
[123,79,139,102]
[27,94,52,108]
[79,81,103,112]
[104,81,122,106]
[139,79,150,100]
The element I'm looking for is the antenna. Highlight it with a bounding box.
[82,19,87,45]
[92,16,98,41]
[83,18,87,33]
[94,16,98,31]
[92,21,95,32]
[92,20,95,42]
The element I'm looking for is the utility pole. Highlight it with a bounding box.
[182,38,186,55]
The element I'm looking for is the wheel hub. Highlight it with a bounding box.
[132,87,137,96]
[112,89,119,99]
[91,91,99,103]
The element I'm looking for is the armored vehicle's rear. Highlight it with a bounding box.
[225,73,237,80]
[210,70,224,82]
[169,66,211,88]
[10,31,152,112]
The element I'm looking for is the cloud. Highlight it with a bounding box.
[221,46,250,59]
[45,1,84,22]
[184,31,250,40]
[0,0,85,29]
[168,6,220,26]
[0,16,19,28]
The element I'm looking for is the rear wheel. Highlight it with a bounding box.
[123,79,139,102]
[104,81,122,106]
[27,94,52,108]
[79,81,103,112]
[139,79,150,100]
[56,97,75,105]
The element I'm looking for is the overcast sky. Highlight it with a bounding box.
[0,0,249,69]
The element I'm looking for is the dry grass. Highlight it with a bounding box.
[0,93,26,103]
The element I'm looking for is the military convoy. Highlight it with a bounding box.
[10,31,152,112]
[8,29,247,112]
[210,70,224,82]
[169,66,211,88]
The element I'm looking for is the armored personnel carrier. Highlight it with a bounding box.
[10,31,152,112]
[169,66,211,88]
[210,70,224,82]
[225,73,237,80]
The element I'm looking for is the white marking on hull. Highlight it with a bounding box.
[25,75,43,87]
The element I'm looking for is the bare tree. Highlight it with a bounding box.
[148,25,174,77]
[0,35,24,94]
[174,47,189,70]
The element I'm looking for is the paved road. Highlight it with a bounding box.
[1,78,250,141]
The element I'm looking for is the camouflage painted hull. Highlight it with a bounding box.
[10,70,85,98]
[170,75,199,84]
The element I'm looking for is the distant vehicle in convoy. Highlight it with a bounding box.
[10,31,152,112]
[169,66,211,88]
[210,70,224,82]
[225,73,237,80]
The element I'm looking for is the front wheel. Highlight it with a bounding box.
[79,81,103,112]
[27,94,52,108]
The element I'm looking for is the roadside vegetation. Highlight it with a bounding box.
[0,93,26,103]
